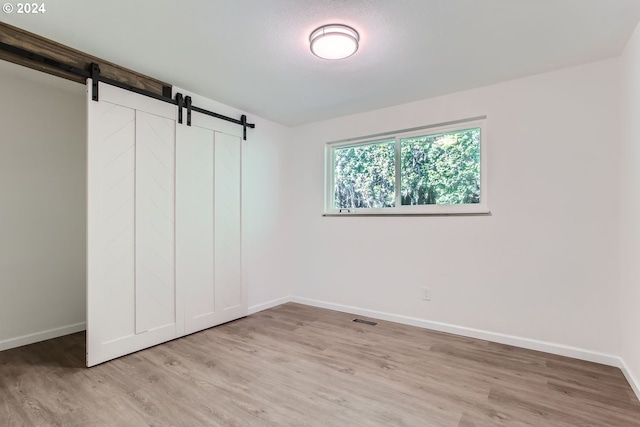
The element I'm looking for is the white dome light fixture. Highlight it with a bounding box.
[309,24,360,60]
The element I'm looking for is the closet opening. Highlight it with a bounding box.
[0,59,87,356]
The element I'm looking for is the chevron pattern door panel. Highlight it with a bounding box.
[177,124,216,334]
[87,82,178,367]
[214,132,243,316]
[135,111,176,334]
[87,100,136,351]
[178,124,246,333]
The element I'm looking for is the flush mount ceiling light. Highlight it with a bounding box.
[309,24,360,60]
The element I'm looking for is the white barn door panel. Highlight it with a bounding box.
[177,124,216,334]
[135,111,177,335]
[214,132,244,319]
[178,115,246,335]
[86,99,136,356]
[87,82,178,367]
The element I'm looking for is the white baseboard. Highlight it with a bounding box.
[0,322,86,352]
[248,295,293,315]
[291,296,620,367]
[619,358,640,401]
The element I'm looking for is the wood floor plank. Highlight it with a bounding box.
[0,303,638,426]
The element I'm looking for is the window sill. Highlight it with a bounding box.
[322,210,492,217]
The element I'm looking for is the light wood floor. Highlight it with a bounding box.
[1,303,638,426]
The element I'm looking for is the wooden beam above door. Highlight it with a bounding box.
[0,22,170,97]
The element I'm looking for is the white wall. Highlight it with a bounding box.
[620,22,640,396]
[0,62,87,349]
[243,113,295,310]
[289,58,621,359]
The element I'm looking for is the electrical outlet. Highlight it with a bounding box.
[422,287,431,301]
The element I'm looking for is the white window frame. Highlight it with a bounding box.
[324,119,489,216]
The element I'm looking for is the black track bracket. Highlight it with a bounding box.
[241,115,248,141]
[185,96,192,126]
[90,63,100,101]
[176,93,184,124]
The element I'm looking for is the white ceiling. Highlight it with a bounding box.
[2,0,640,126]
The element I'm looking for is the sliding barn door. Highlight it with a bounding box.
[87,82,246,366]
[177,114,246,335]
[87,82,181,366]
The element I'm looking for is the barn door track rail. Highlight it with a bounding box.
[0,38,255,140]
[88,63,255,139]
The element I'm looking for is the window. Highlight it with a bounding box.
[325,120,488,215]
